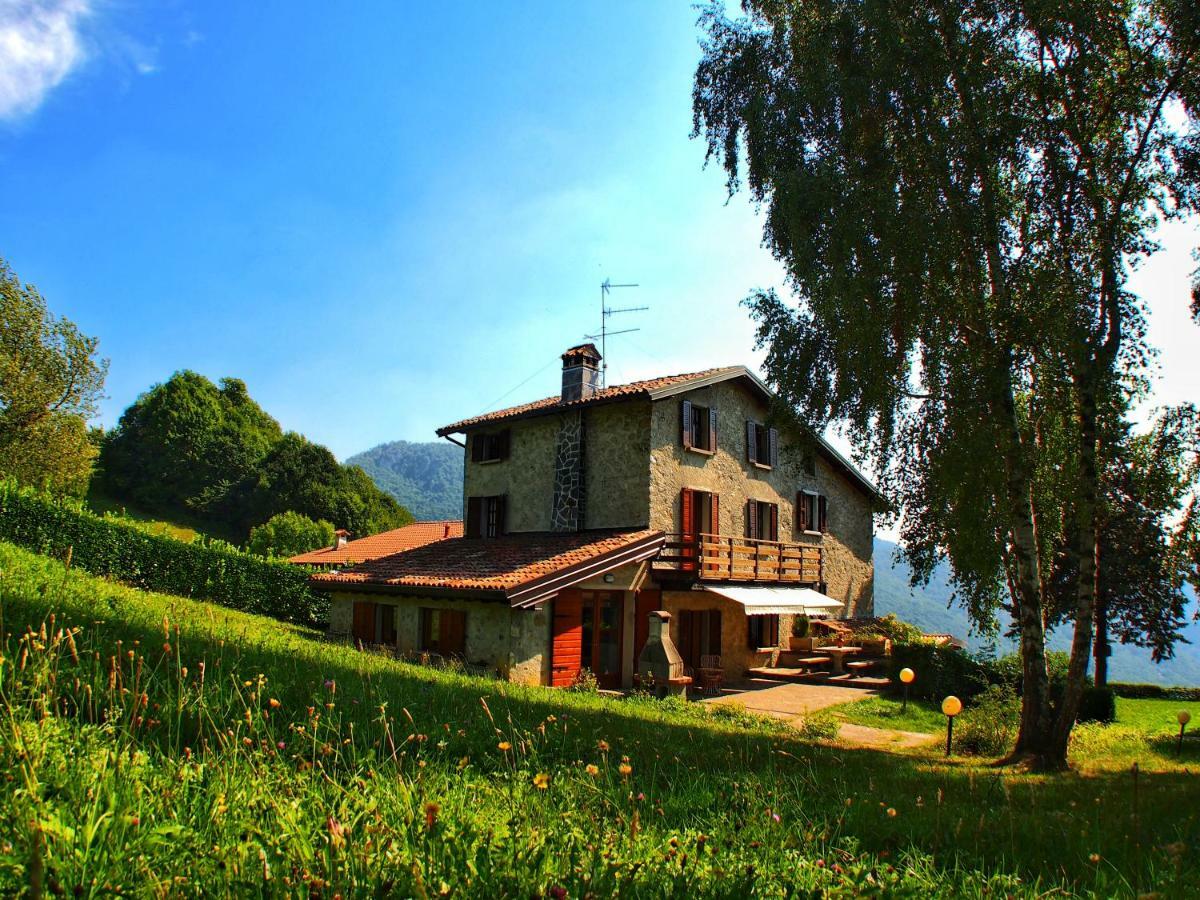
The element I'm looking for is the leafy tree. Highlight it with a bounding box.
[694,0,1199,768]
[0,258,108,496]
[99,371,283,517]
[247,510,336,559]
[234,433,412,538]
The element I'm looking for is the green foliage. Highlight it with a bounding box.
[954,686,1021,757]
[97,371,412,540]
[1110,683,1200,702]
[796,710,839,741]
[247,510,335,558]
[890,643,993,701]
[791,613,810,637]
[345,439,464,521]
[1,541,1196,895]
[0,257,108,496]
[1078,687,1117,724]
[0,480,325,627]
[854,613,925,644]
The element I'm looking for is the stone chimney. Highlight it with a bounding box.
[637,610,691,698]
[561,343,602,403]
[333,529,351,550]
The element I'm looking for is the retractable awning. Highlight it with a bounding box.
[703,585,845,617]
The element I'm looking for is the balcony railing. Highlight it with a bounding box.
[654,532,822,583]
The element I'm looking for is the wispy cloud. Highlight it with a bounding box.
[0,0,91,120]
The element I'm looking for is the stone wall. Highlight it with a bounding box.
[551,410,584,531]
[648,379,875,616]
[463,415,558,532]
[582,400,652,529]
[324,592,549,685]
[660,589,778,678]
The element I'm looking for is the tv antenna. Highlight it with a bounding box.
[585,278,647,387]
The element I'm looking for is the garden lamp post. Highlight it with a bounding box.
[1178,711,1191,756]
[899,667,915,713]
[942,695,962,757]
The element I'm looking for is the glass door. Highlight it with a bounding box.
[581,591,623,689]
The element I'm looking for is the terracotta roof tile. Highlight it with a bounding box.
[436,367,741,435]
[310,529,663,605]
[289,521,463,565]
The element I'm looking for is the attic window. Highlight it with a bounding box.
[471,429,510,463]
[746,421,778,469]
[681,400,716,453]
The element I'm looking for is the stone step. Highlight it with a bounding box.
[746,667,890,690]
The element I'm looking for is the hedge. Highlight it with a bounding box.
[0,482,327,628]
[1109,683,1200,702]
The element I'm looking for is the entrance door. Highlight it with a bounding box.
[551,590,624,689]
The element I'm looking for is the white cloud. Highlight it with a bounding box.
[0,0,91,120]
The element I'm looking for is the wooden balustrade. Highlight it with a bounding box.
[655,533,822,583]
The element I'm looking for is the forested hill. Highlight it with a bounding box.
[346,440,464,521]
[875,538,1200,687]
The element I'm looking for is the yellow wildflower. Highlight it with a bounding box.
[533,772,550,790]
[498,741,512,751]
[585,764,600,777]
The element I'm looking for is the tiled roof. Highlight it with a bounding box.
[436,367,742,435]
[289,521,463,565]
[310,529,665,608]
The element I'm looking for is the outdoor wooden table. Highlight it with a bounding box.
[822,646,863,675]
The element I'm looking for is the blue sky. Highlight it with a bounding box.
[2,0,1197,468]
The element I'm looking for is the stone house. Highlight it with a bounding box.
[313,344,882,688]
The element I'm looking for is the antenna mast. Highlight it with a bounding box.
[586,277,647,387]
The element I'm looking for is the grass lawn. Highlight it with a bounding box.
[84,485,231,544]
[1,540,1197,897]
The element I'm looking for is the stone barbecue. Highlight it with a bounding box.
[637,610,691,698]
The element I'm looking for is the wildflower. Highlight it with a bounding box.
[637,792,645,801]
[816,859,826,868]
[586,764,600,777]
[597,740,610,752]
[533,773,550,790]
[327,816,347,849]
[498,741,512,751]
[618,763,632,777]
[268,698,280,709]
[424,803,440,830]
[163,642,171,654]
[549,887,567,900]
[886,807,897,818]
[1089,853,1101,864]
[437,740,448,750]
[324,679,336,693]
[277,741,286,750]
[457,756,469,770]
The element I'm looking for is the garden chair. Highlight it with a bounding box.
[698,655,724,696]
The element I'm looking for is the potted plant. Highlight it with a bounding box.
[789,614,812,651]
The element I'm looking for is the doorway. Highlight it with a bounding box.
[551,589,625,689]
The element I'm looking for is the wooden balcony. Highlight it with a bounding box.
[654,533,822,584]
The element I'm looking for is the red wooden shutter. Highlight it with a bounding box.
[633,589,660,671]
[769,503,779,541]
[352,601,377,644]
[745,499,757,539]
[818,495,828,533]
[797,492,809,532]
[681,488,696,572]
[768,428,779,468]
[708,407,717,452]
[681,400,693,449]
[746,421,758,464]
[550,590,584,687]
[466,497,482,538]
[710,493,719,535]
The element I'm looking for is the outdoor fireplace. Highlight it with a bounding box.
[637,610,692,698]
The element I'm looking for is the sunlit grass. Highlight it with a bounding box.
[0,540,1197,896]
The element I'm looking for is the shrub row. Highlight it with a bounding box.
[0,482,327,628]
[1108,682,1200,702]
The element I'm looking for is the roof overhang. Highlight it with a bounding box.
[701,585,845,617]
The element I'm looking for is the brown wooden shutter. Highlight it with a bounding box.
[710,493,719,535]
[818,495,828,533]
[440,610,467,655]
[352,601,377,644]
[493,495,507,537]
[680,488,695,537]
[768,428,779,468]
[797,492,809,532]
[471,434,484,462]
[769,503,779,541]
[746,421,758,464]
[708,407,717,452]
[466,497,482,538]
[745,499,757,539]
[681,400,693,449]
[498,429,511,460]
[550,590,584,687]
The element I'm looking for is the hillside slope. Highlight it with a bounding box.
[875,538,1200,686]
[346,439,464,521]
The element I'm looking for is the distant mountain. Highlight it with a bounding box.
[874,538,1200,687]
[346,440,464,522]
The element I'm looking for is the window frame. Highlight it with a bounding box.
[745,420,778,469]
[466,494,506,538]
[681,400,716,455]
[797,491,828,535]
[747,615,780,651]
[471,429,510,464]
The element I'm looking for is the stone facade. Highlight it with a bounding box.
[647,379,874,617]
[326,592,548,685]
[551,410,585,531]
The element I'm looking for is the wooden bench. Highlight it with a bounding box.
[792,655,832,668]
[845,659,878,675]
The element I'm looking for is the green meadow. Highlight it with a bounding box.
[1,540,1196,897]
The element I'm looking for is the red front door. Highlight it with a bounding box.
[551,590,624,689]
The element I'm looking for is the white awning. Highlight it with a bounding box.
[703,585,845,617]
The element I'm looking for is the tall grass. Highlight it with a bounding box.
[0,540,1197,896]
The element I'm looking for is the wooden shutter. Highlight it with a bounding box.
[492,495,507,537]
[707,609,722,655]
[681,400,693,449]
[745,499,758,539]
[797,492,810,532]
[551,590,584,687]
[769,503,779,541]
[465,497,482,538]
[470,434,484,462]
[710,493,719,535]
[768,428,779,468]
[498,429,511,460]
[746,421,758,464]
[680,488,696,537]
[440,610,467,655]
[818,495,828,533]
[352,601,377,644]
[708,407,717,452]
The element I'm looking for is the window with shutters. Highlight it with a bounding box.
[744,499,779,541]
[747,615,780,650]
[681,488,718,536]
[745,421,778,469]
[796,491,828,535]
[419,608,467,656]
[471,429,510,464]
[465,495,506,538]
[681,400,716,453]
